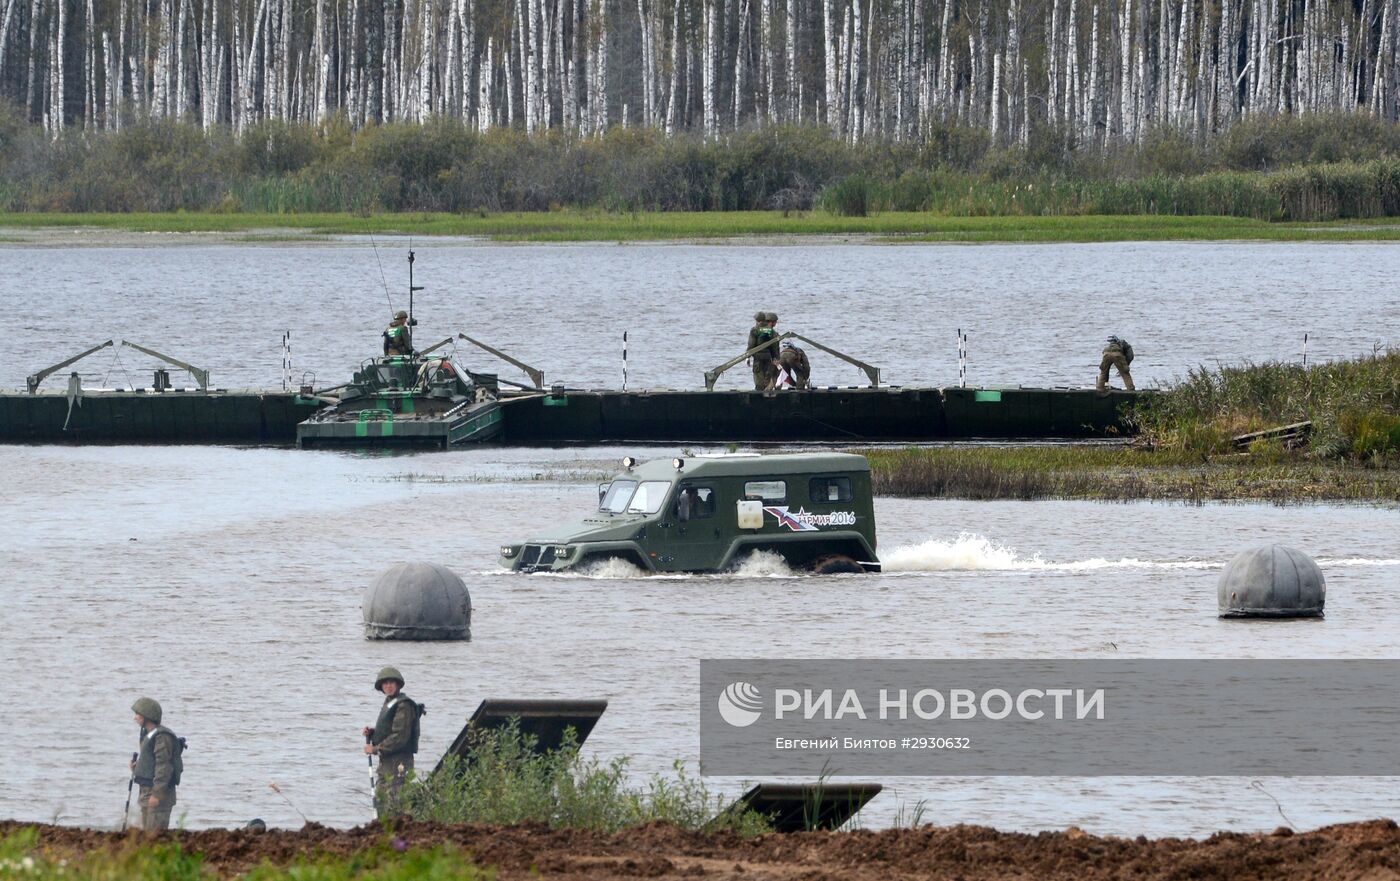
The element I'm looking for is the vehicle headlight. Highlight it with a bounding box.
[553,546,572,557]
[500,546,516,557]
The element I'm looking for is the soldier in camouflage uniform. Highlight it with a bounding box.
[129,697,183,832]
[383,311,413,357]
[1097,335,1136,392]
[777,340,811,389]
[361,667,421,819]
[747,312,780,390]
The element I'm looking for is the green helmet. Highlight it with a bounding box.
[131,697,162,725]
[764,312,778,322]
[753,311,766,322]
[375,667,405,691]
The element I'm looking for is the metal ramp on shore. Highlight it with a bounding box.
[434,698,609,774]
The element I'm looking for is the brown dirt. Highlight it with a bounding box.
[4,818,1400,880]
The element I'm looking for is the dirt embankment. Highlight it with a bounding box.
[4,818,1400,880]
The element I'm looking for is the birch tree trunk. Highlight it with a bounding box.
[702,0,714,133]
[821,0,834,124]
[783,0,795,120]
[665,0,681,132]
[54,0,65,130]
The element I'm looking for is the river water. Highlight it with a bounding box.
[1,239,1399,836]
[2,238,1399,390]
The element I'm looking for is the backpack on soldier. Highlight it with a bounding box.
[157,730,187,786]
[1109,336,1135,364]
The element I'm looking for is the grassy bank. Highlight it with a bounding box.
[0,827,491,881]
[867,352,1400,503]
[5,817,1400,881]
[865,445,1400,503]
[7,210,1400,243]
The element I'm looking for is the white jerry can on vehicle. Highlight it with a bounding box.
[736,499,765,530]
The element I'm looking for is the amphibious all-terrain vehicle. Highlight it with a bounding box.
[296,249,504,449]
[500,452,879,574]
[295,352,502,449]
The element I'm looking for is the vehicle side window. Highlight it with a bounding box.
[744,480,787,501]
[676,487,715,521]
[810,476,853,503]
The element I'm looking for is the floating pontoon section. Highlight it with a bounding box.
[434,698,608,773]
[717,782,884,832]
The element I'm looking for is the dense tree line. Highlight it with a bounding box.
[0,0,1397,143]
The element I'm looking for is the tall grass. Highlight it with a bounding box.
[399,724,770,835]
[863,444,1400,502]
[9,104,1400,219]
[815,160,1400,220]
[1136,350,1400,458]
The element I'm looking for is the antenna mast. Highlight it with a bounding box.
[408,249,425,328]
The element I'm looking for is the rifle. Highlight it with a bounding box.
[120,751,137,832]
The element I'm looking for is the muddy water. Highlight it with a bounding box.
[2,443,1398,836]
[3,239,1399,391]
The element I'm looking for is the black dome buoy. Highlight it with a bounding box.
[1218,544,1325,619]
[363,561,472,640]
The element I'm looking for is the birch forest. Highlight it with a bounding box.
[0,0,1397,145]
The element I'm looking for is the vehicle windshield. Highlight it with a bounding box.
[626,481,674,514]
[599,480,638,513]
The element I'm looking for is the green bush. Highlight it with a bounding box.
[818,174,882,216]
[398,723,769,835]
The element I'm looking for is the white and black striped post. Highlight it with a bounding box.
[281,331,292,391]
[1302,332,1309,367]
[622,331,629,391]
[957,329,966,388]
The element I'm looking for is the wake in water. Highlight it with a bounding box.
[526,550,796,579]
[490,537,1400,579]
[726,549,797,577]
[880,533,1219,573]
[879,533,1400,573]
[567,556,663,578]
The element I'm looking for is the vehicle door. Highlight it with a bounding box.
[655,482,722,570]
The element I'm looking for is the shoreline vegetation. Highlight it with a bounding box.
[3,817,1399,880]
[8,114,1400,237]
[866,353,1400,504]
[8,210,1400,243]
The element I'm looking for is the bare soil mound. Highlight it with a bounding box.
[4,818,1400,880]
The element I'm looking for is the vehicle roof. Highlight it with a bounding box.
[616,452,870,482]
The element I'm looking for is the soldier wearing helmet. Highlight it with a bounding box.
[361,667,423,818]
[129,697,184,831]
[383,311,413,358]
[746,311,780,390]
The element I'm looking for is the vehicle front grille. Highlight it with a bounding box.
[519,545,558,571]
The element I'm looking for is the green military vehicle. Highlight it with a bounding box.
[295,352,502,449]
[500,452,879,574]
